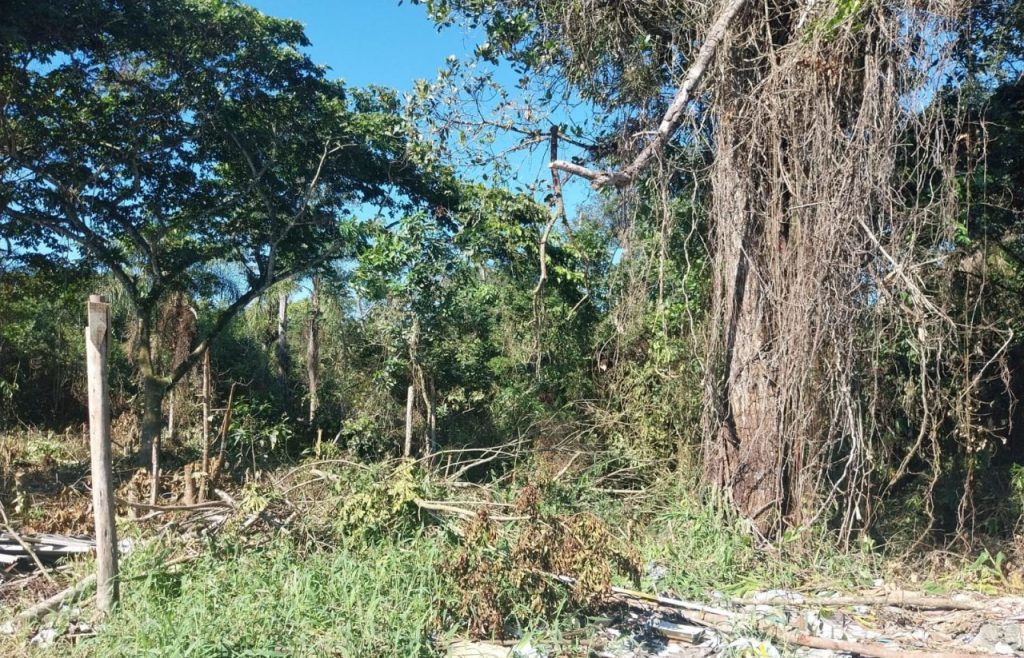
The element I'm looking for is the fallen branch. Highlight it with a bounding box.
[0,504,57,586]
[116,497,229,513]
[14,574,96,627]
[610,584,736,620]
[734,592,986,611]
[563,575,736,621]
[413,498,525,523]
[7,549,203,631]
[547,571,735,622]
[775,629,994,658]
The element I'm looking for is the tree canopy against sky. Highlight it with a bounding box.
[410,0,1024,538]
[1,0,1022,543]
[0,0,459,479]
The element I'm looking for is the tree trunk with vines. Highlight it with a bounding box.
[700,0,962,536]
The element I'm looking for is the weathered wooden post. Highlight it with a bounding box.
[86,294,118,613]
[200,348,212,502]
[404,385,415,458]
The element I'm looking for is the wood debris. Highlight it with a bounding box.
[0,533,94,566]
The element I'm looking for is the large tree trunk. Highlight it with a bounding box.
[134,313,170,503]
[701,1,886,535]
[704,134,787,534]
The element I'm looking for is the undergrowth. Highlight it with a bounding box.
[6,455,1021,657]
[73,535,456,657]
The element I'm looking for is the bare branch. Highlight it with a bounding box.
[551,0,748,189]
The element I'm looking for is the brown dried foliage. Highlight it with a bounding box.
[446,485,640,638]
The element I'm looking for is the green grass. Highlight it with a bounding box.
[630,483,882,598]
[9,462,1016,657]
[72,534,458,658]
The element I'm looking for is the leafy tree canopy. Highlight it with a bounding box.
[0,0,458,332]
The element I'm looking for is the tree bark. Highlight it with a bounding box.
[200,348,212,502]
[167,390,176,445]
[701,0,882,534]
[86,294,118,614]
[404,384,415,458]
[704,132,784,533]
[429,378,436,454]
[134,313,169,506]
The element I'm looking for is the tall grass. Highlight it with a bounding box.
[75,534,457,657]
[637,490,882,598]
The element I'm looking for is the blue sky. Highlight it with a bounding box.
[247,1,595,224]
[247,1,476,92]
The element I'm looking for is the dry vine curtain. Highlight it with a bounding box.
[699,0,1000,538]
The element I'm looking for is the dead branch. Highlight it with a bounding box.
[116,498,229,513]
[413,498,525,523]
[13,574,96,627]
[550,0,748,188]
[733,592,986,611]
[773,630,995,658]
[0,504,57,586]
[550,572,736,620]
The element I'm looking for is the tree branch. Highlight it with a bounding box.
[550,0,748,189]
[168,244,346,388]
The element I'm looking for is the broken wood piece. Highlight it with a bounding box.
[569,575,735,620]
[653,620,705,644]
[775,629,999,658]
[13,574,97,627]
[115,497,228,513]
[0,517,58,585]
[413,498,525,523]
[86,293,118,613]
[547,572,735,624]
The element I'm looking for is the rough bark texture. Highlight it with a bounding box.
[705,121,786,532]
[700,0,936,535]
[135,316,164,470]
[86,294,118,613]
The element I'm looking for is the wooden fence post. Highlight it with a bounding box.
[86,294,118,613]
[404,385,414,458]
[200,348,211,502]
